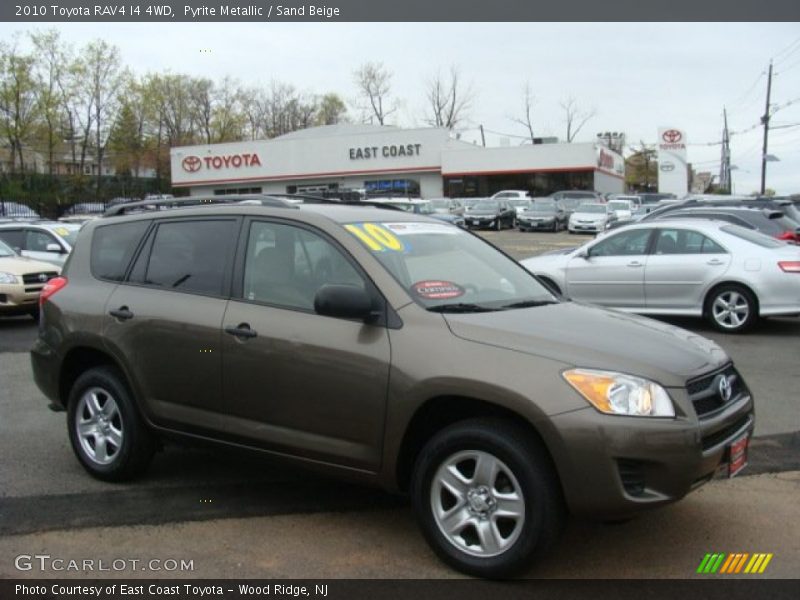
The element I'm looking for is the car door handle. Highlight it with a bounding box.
[224,323,258,339]
[627,261,644,267]
[707,259,725,266]
[109,306,134,321]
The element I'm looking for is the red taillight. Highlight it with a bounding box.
[778,261,800,273]
[39,276,67,305]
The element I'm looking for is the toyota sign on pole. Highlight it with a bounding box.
[657,127,688,196]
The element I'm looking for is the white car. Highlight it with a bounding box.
[521,219,800,332]
[568,203,615,233]
[0,221,81,268]
[607,199,634,222]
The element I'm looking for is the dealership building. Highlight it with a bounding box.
[170,124,624,198]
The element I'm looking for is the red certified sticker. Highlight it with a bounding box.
[412,280,464,300]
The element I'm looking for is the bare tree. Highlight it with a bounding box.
[84,39,125,192]
[353,62,395,125]
[560,96,596,143]
[424,65,473,130]
[0,37,39,172]
[30,30,68,174]
[510,81,537,143]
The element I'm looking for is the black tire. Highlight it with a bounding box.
[704,284,758,333]
[67,366,156,481]
[410,418,564,579]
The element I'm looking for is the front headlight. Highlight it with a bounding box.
[0,272,19,284]
[563,368,675,417]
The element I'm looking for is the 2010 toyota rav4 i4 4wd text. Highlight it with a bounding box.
[31,196,755,578]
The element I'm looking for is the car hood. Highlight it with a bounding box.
[466,210,500,216]
[571,213,607,220]
[443,301,728,387]
[0,255,60,275]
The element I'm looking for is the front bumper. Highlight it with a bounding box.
[546,381,755,518]
[0,283,40,314]
[569,222,605,232]
[519,218,556,230]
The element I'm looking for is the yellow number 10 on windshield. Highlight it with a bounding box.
[345,223,405,252]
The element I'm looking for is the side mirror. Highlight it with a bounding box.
[46,243,62,253]
[314,284,376,321]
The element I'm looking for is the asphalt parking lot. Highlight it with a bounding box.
[1,228,798,579]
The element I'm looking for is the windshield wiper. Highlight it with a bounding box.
[499,299,558,309]
[427,303,502,313]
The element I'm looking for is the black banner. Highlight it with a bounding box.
[2,0,800,22]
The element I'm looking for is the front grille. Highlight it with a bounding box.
[22,272,58,285]
[616,459,646,497]
[701,414,752,451]
[687,364,748,418]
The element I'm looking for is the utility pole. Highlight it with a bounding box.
[719,108,731,194]
[760,61,773,195]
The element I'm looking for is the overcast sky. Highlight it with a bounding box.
[3,22,799,194]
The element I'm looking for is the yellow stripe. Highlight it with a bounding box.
[720,554,736,574]
[744,554,760,573]
[758,554,774,573]
[734,553,749,573]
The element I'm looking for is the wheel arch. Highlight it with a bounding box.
[395,395,563,498]
[703,280,761,317]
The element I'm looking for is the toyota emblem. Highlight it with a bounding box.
[182,156,202,173]
[718,375,733,403]
[662,129,682,143]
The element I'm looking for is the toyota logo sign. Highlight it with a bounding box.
[662,129,682,144]
[718,375,733,403]
[182,156,202,173]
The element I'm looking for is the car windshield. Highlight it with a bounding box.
[0,239,16,256]
[529,202,556,212]
[473,200,499,210]
[50,225,80,246]
[344,221,555,310]
[576,204,606,214]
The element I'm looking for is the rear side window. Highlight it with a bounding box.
[91,221,150,281]
[0,228,23,249]
[132,220,237,296]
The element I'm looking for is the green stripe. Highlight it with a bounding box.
[697,554,712,573]
[711,553,727,573]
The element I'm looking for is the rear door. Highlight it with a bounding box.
[565,228,654,307]
[220,219,391,470]
[103,217,239,425]
[644,227,731,311]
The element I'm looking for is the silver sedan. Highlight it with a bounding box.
[520,219,800,333]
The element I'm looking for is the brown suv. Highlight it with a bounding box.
[31,196,755,577]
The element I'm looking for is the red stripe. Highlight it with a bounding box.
[172,165,442,187]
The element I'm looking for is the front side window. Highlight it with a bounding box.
[590,229,653,257]
[25,229,58,252]
[133,220,236,295]
[243,221,365,310]
[344,221,553,310]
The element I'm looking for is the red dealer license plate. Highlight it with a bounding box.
[728,432,749,478]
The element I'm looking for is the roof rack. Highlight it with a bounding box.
[102,194,298,217]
